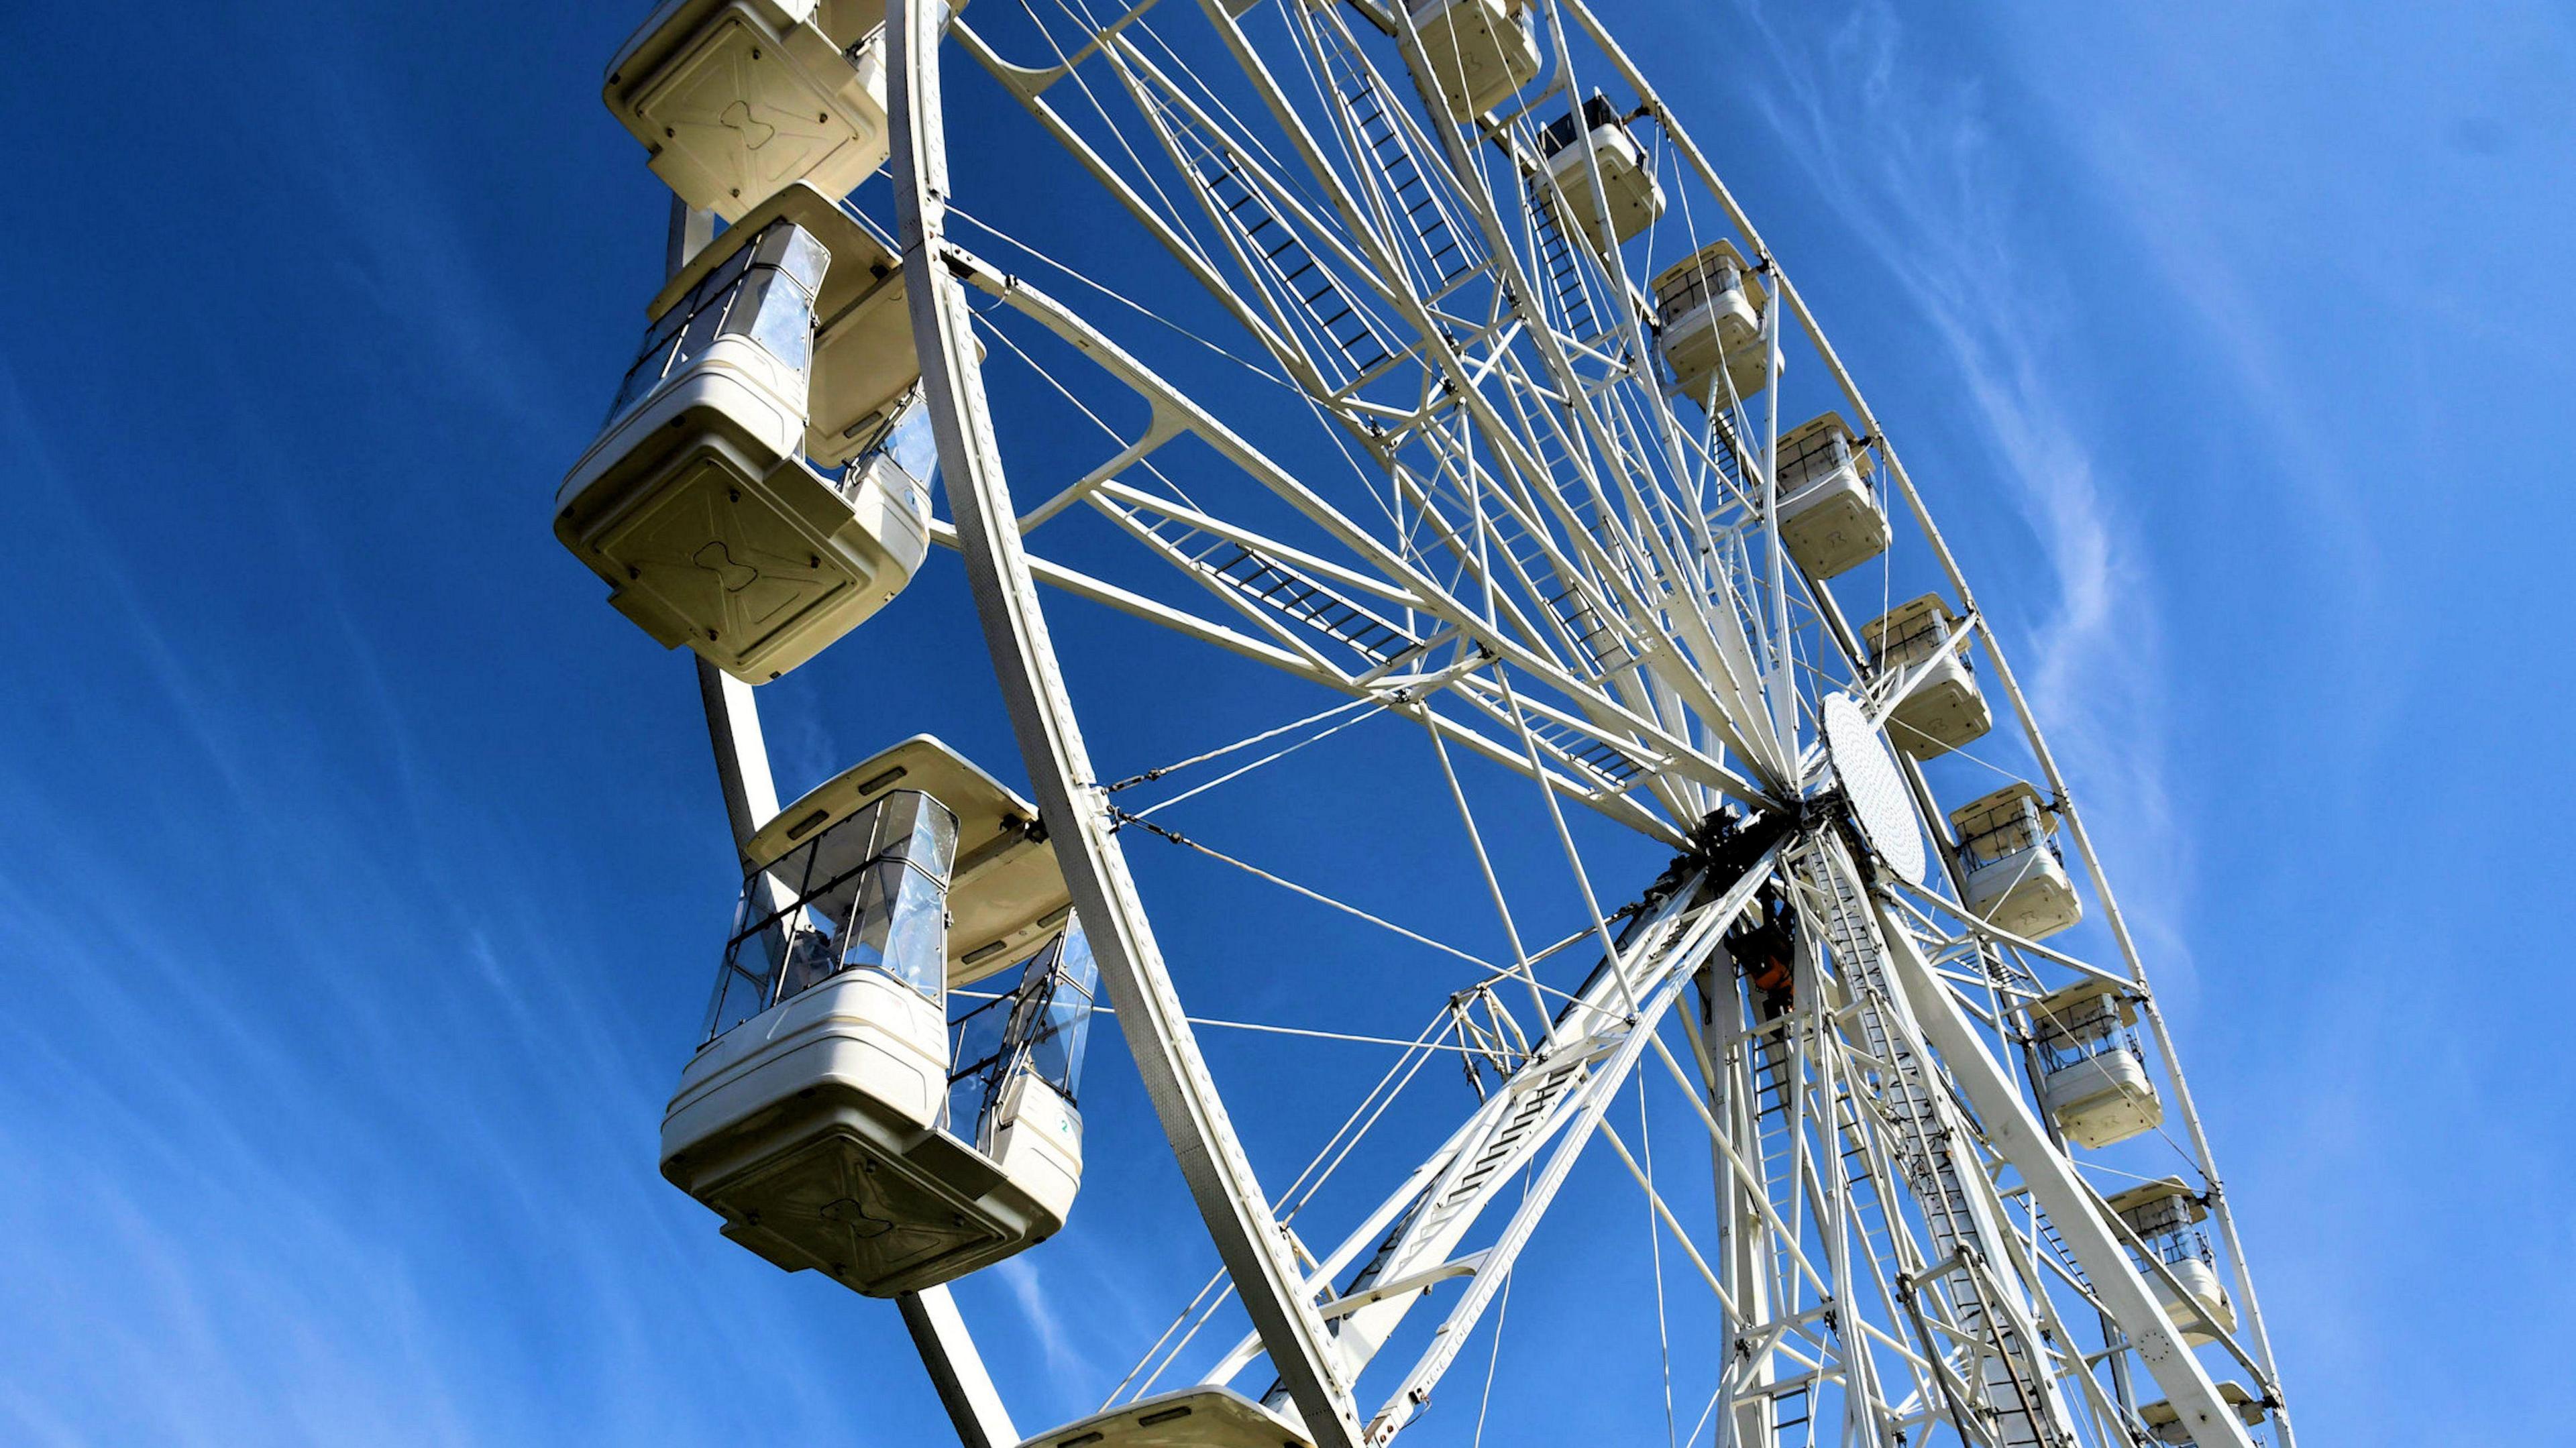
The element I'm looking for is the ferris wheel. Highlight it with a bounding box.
[553,1,2296,1446]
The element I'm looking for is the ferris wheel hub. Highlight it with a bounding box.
[1821,690,1927,887]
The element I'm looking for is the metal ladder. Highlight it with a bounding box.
[1112,500,1421,668]
[1773,1381,1816,1448]
[1210,547,1415,663]
[1413,457,1636,686]
[1503,707,1647,793]
[1146,84,1397,380]
[1322,902,1706,1363]
[1414,1056,1587,1235]
[1529,177,1605,346]
[1515,429,1658,679]
[1748,1022,1803,1227]
[1827,1082,1907,1296]
[1801,841,2070,1448]
[1314,23,1474,292]
[2035,1206,2094,1294]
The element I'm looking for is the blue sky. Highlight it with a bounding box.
[1,1,2568,1445]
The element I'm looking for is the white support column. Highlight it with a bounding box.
[694,660,780,858]
[1693,965,1775,1448]
[1868,887,2253,1448]
[884,7,1366,1448]
[663,195,1016,1448]
[900,1286,1022,1448]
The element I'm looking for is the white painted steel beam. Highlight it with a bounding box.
[1868,886,2254,1448]
[899,1287,1022,1448]
[694,661,780,861]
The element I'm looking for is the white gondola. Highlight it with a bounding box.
[2026,981,2162,1149]
[1013,1388,1313,1448]
[1862,594,1992,759]
[2138,1381,2266,1444]
[1402,0,1541,123]
[1947,782,2083,940]
[604,0,891,220]
[2106,1178,2239,1347]
[1772,412,1887,579]
[555,183,930,682]
[945,922,1093,1235]
[659,736,1093,1296]
[1539,95,1665,252]
[1653,239,1774,408]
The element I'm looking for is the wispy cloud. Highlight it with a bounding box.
[0,355,921,1445]
[1723,0,2196,989]
[992,1254,1095,1396]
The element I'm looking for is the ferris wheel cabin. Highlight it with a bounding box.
[1010,1387,1315,1448]
[2104,1178,2239,1346]
[659,736,1095,1297]
[2025,981,2162,1149]
[1654,240,1774,408]
[1772,411,1888,579]
[1402,0,1542,123]
[1538,95,1666,252]
[1947,781,2083,940]
[555,183,932,683]
[2137,1380,2268,1444]
[604,0,892,221]
[1862,594,1992,759]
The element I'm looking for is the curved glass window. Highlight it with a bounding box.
[1958,796,2049,872]
[1540,93,1628,159]
[2031,994,2147,1074]
[879,396,942,492]
[1005,924,1099,1103]
[1777,423,1864,494]
[2037,1027,2147,1076]
[1871,612,1960,673]
[945,917,1102,1145]
[703,788,959,1041]
[608,218,832,424]
[2116,1195,2218,1270]
[1655,250,1744,322]
[830,388,942,512]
